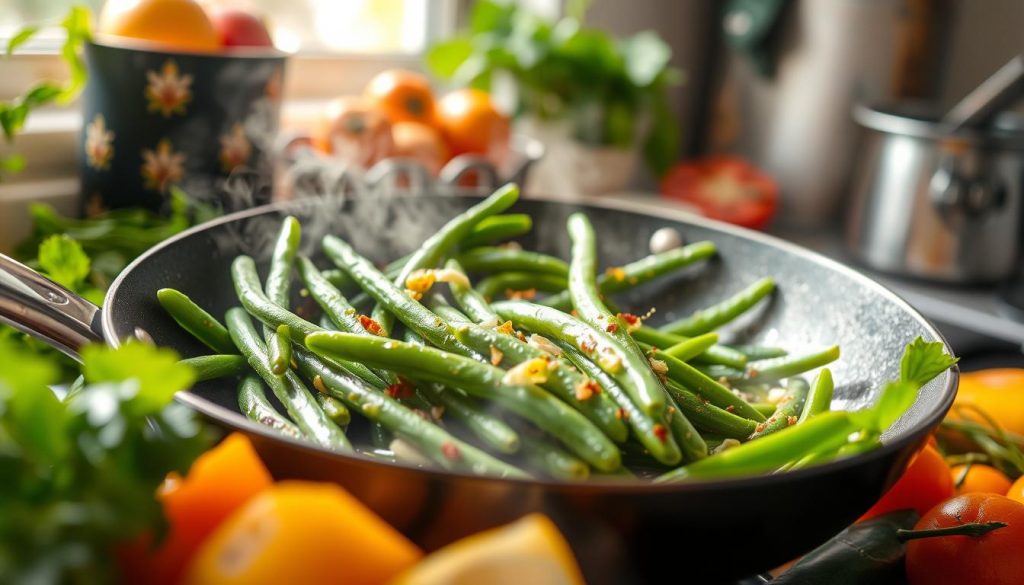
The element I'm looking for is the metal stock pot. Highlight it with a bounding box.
[846,104,1024,283]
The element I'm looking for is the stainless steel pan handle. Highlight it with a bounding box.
[0,253,103,361]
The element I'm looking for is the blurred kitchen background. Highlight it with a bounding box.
[1,0,1023,368]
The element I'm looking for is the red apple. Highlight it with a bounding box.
[210,9,274,48]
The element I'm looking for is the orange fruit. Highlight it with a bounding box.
[861,445,954,520]
[99,0,221,52]
[391,121,450,175]
[1007,475,1024,504]
[317,96,394,168]
[365,70,437,126]
[951,463,1013,495]
[436,89,510,160]
[185,481,422,585]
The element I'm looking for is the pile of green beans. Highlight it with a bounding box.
[157,182,870,483]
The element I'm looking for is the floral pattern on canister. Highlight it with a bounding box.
[145,60,193,117]
[219,123,252,172]
[84,113,115,170]
[141,139,186,192]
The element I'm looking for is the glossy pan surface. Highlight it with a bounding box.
[104,194,957,583]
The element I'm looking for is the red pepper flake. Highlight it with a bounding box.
[574,379,600,401]
[385,378,415,399]
[505,288,537,301]
[605,322,619,333]
[754,422,767,434]
[441,441,462,461]
[725,405,735,412]
[787,415,798,426]
[748,368,760,378]
[579,337,596,353]
[615,407,628,420]
[653,424,669,442]
[358,314,387,337]
[619,313,640,326]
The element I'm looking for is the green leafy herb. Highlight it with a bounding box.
[1,5,92,176]
[37,235,91,290]
[900,336,960,388]
[426,0,682,176]
[0,339,211,584]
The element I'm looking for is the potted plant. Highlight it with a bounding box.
[427,0,681,197]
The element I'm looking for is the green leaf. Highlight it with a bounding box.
[1,154,26,174]
[81,342,196,415]
[643,88,681,177]
[7,377,69,464]
[37,234,90,290]
[870,381,920,433]
[471,0,515,35]
[900,336,958,387]
[622,31,672,87]
[0,337,60,401]
[6,26,39,55]
[426,38,474,79]
[57,5,92,103]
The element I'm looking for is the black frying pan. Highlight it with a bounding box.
[0,194,957,584]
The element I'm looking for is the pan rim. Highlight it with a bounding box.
[103,192,958,493]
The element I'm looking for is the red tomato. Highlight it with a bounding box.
[906,494,1024,585]
[861,445,954,520]
[660,156,778,229]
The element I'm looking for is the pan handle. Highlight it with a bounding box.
[0,253,103,361]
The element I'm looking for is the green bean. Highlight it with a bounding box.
[518,431,590,481]
[237,374,302,438]
[372,183,520,336]
[305,331,621,471]
[474,272,568,302]
[746,346,841,383]
[727,344,788,360]
[181,354,247,381]
[492,300,682,465]
[799,368,834,423]
[402,327,521,454]
[655,410,858,482]
[631,326,747,369]
[554,341,669,455]
[663,332,719,362]
[298,255,366,334]
[267,324,292,376]
[321,214,533,291]
[566,213,672,418]
[321,236,475,356]
[459,213,533,249]
[263,217,302,375]
[541,241,717,311]
[225,307,351,451]
[664,381,758,439]
[752,402,777,417]
[435,303,628,442]
[749,378,811,440]
[418,383,520,454]
[315,392,351,426]
[157,288,236,354]
[293,347,528,478]
[660,277,775,337]
[641,345,764,422]
[232,255,388,387]
[445,259,500,323]
[695,363,746,380]
[455,247,569,276]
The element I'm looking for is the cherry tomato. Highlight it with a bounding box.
[906,494,1024,585]
[316,97,394,168]
[365,70,437,126]
[660,156,778,230]
[861,445,954,520]
[951,464,1013,496]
